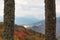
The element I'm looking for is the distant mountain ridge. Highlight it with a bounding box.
[0,16,40,25]
[56,17,60,34]
[0,17,3,22]
[28,17,60,34]
[15,17,39,25]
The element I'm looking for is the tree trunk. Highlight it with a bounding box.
[4,0,15,40]
[45,0,56,40]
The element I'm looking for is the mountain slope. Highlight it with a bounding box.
[28,17,60,34]
[0,22,45,40]
[56,17,60,34]
[15,16,39,25]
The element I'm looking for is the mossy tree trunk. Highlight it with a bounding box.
[45,0,56,40]
[4,0,15,40]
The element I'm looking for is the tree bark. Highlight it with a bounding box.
[45,0,56,40]
[4,0,15,40]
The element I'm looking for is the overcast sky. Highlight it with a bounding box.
[0,0,60,20]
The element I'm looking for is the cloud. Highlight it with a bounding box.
[15,0,44,6]
[56,0,60,17]
[0,0,60,20]
[0,16,3,22]
[0,0,4,16]
[15,0,60,19]
[15,0,45,20]
[56,0,60,13]
[15,15,40,25]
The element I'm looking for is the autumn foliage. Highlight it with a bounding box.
[0,22,45,40]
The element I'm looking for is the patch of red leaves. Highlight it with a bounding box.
[14,30,27,40]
